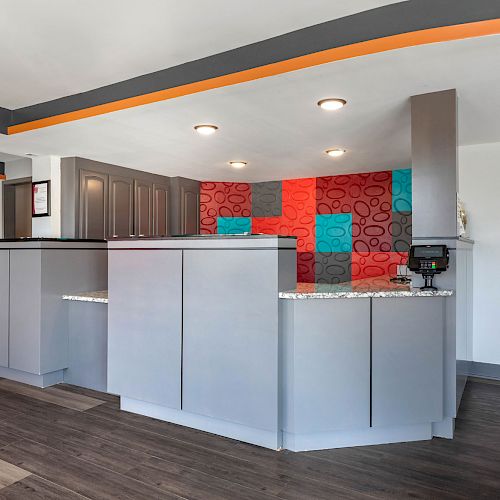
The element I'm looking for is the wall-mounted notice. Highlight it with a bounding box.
[32,180,51,217]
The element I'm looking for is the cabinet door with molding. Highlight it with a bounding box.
[135,180,153,237]
[152,183,170,236]
[109,175,134,238]
[79,170,108,239]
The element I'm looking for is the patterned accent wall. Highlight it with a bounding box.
[200,169,411,283]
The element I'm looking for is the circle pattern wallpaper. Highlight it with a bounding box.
[200,169,411,283]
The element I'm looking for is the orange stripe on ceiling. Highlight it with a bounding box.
[8,18,500,135]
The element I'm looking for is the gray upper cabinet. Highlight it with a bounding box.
[79,169,108,239]
[153,183,170,236]
[63,158,194,239]
[109,175,134,238]
[181,187,200,235]
[0,250,9,368]
[170,177,200,235]
[134,180,153,237]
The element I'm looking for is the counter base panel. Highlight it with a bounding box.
[63,301,108,393]
[283,422,434,452]
[432,416,454,439]
[0,367,64,388]
[121,397,281,450]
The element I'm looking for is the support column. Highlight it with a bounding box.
[411,89,458,238]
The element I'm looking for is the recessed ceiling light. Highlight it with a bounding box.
[229,161,247,169]
[194,124,218,135]
[25,153,37,156]
[325,148,346,158]
[317,98,346,111]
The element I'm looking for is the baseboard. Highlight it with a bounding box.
[0,367,64,387]
[469,361,500,380]
[283,423,434,452]
[121,397,281,450]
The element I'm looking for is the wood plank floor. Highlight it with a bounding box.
[0,378,499,499]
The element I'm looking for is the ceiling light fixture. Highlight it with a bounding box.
[229,161,247,169]
[194,124,218,135]
[325,148,346,158]
[317,98,346,111]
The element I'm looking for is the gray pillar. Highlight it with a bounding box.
[411,89,458,239]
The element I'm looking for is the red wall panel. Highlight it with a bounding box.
[200,182,252,234]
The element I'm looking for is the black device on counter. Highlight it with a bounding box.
[408,244,449,291]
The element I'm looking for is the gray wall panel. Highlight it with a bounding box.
[64,301,108,392]
[285,298,371,433]
[108,249,183,408]
[183,249,280,431]
[0,250,9,367]
[372,297,444,427]
[9,250,42,373]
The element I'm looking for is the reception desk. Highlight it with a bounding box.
[105,236,453,451]
[280,277,453,451]
[107,235,296,449]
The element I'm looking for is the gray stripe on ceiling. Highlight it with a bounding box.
[5,0,500,131]
[0,108,12,134]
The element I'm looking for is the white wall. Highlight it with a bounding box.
[459,142,500,365]
[0,158,32,238]
[31,156,61,238]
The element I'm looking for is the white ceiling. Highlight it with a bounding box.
[1,34,499,182]
[0,0,400,108]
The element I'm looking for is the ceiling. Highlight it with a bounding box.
[0,0,400,108]
[1,32,499,182]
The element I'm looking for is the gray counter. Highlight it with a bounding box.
[0,239,107,387]
[280,277,452,451]
[107,235,296,450]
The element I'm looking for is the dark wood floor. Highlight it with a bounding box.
[0,378,499,499]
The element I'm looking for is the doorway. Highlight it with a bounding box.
[3,178,32,239]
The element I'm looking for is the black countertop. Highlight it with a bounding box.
[0,238,106,243]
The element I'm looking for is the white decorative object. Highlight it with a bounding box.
[457,197,468,237]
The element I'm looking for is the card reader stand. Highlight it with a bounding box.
[408,245,450,291]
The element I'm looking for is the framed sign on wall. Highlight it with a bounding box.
[32,180,51,217]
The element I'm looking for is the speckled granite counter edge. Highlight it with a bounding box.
[279,289,454,299]
[62,291,109,304]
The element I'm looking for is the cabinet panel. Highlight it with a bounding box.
[109,175,134,238]
[153,183,169,236]
[372,297,444,427]
[134,180,153,237]
[183,249,279,430]
[79,170,108,239]
[285,299,371,433]
[108,250,182,408]
[0,250,9,367]
[9,250,42,374]
[181,187,199,234]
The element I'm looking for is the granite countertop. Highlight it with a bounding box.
[62,291,109,303]
[280,276,454,299]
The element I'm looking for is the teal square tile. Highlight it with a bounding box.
[392,168,412,213]
[316,214,352,252]
[217,216,251,234]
